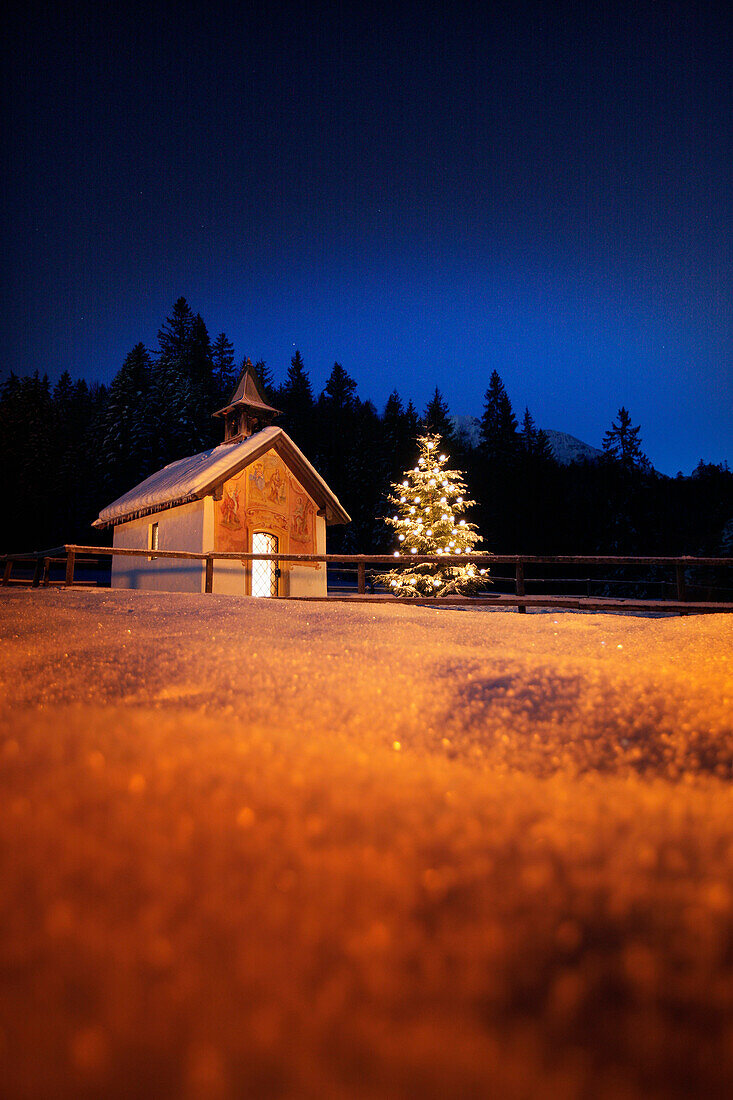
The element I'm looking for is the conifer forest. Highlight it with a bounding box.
[2,298,731,562]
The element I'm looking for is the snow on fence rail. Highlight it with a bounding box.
[2,545,732,613]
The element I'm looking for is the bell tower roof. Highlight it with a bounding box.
[213,359,280,442]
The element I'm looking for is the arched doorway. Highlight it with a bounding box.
[251,532,279,597]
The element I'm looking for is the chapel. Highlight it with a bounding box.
[93,362,350,596]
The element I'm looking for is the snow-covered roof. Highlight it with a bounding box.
[93,426,351,528]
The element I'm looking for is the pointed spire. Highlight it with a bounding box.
[212,358,281,442]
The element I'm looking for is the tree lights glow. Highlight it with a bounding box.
[375,432,490,597]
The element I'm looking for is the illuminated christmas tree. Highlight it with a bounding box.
[376,432,489,597]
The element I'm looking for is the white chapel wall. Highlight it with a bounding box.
[111,500,206,592]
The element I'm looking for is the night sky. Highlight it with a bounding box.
[3,1,731,475]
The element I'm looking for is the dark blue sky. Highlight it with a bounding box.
[2,0,731,474]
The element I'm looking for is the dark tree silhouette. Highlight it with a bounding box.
[404,399,419,440]
[277,349,314,452]
[480,371,519,463]
[212,333,237,402]
[315,362,358,482]
[313,363,383,552]
[0,372,52,551]
[382,391,415,477]
[253,359,275,402]
[603,407,650,471]
[153,299,214,460]
[157,298,195,376]
[99,343,156,498]
[423,386,455,447]
[520,407,554,462]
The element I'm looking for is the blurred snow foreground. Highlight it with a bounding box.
[2,589,733,1100]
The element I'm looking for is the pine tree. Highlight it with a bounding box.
[53,370,74,407]
[382,390,405,449]
[335,397,384,553]
[157,297,195,376]
[49,372,95,541]
[315,363,357,469]
[511,407,558,551]
[313,364,384,553]
[375,432,488,596]
[382,390,414,474]
[99,343,156,496]
[323,361,357,409]
[374,392,414,549]
[520,406,537,451]
[278,349,314,450]
[253,359,275,401]
[520,407,554,462]
[190,314,213,387]
[0,372,53,551]
[535,427,554,463]
[423,386,455,446]
[602,407,650,471]
[191,315,219,446]
[282,349,313,404]
[475,372,521,548]
[480,371,518,463]
[404,399,419,439]
[153,299,207,460]
[212,333,237,401]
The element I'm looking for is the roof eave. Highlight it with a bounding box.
[93,492,203,530]
[212,400,282,419]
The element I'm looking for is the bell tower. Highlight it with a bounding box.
[212,359,281,443]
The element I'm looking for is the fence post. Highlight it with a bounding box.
[357,562,366,595]
[65,549,75,587]
[205,555,214,594]
[675,563,686,602]
[1,559,11,586]
[516,561,526,614]
[31,556,44,588]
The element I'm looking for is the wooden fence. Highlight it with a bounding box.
[2,544,732,613]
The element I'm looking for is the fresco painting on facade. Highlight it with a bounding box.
[290,480,315,547]
[215,468,249,554]
[249,453,287,509]
[213,452,318,576]
[248,462,266,496]
[219,487,241,530]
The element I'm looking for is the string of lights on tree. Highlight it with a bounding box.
[375,432,490,597]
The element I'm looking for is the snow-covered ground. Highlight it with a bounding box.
[2,589,733,1099]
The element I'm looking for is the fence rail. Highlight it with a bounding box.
[2,544,732,613]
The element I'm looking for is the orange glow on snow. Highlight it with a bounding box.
[1,589,732,1098]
